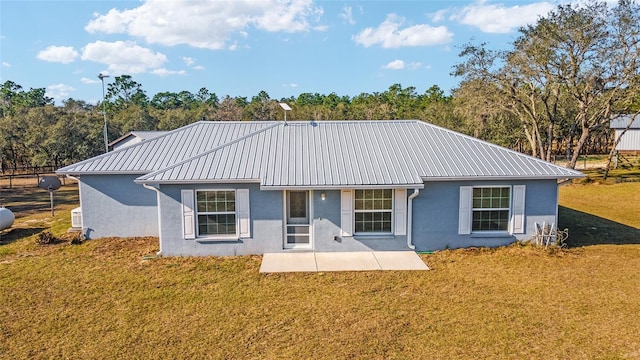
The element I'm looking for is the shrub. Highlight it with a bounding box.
[36,231,58,245]
[69,232,85,245]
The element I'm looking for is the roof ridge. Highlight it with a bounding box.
[135,122,281,182]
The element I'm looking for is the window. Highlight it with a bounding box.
[472,187,510,232]
[354,189,392,233]
[196,190,236,236]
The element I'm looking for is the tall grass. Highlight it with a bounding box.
[1,180,639,359]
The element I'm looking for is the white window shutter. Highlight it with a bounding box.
[511,185,526,234]
[237,189,251,238]
[341,190,353,237]
[458,186,472,235]
[394,189,407,235]
[181,189,195,239]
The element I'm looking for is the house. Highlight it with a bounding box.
[610,115,640,155]
[57,120,583,256]
[108,130,169,151]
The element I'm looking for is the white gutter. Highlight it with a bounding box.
[142,183,163,256]
[407,188,420,250]
[64,174,81,185]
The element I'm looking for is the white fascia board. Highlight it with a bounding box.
[56,170,150,176]
[134,178,262,185]
[259,184,425,191]
[422,174,584,182]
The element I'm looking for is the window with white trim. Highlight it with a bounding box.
[196,190,236,236]
[472,187,510,232]
[354,189,392,233]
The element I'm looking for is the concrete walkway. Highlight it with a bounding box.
[259,251,429,273]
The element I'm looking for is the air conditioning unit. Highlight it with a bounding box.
[71,207,82,229]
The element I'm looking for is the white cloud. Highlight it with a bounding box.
[80,77,100,84]
[46,83,75,101]
[384,60,405,70]
[81,40,167,74]
[407,62,423,70]
[431,9,447,23]
[2,62,9,67]
[151,68,187,76]
[383,60,423,70]
[182,57,195,66]
[353,13,453,48]
[36,46,79,64]
[193,65,205,70]
[452,0,555,34]
[282,83,298,88]
[339,6,355,25]
[253,0,323,32]
[85,0,324,50]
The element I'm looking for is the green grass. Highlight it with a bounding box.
[558,168,640,247]
[1,179,640,359]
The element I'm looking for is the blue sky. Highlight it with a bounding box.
[1,0,575,105]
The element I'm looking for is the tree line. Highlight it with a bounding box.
[1,0,638,172]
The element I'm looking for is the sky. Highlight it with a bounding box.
[0,0,585,105]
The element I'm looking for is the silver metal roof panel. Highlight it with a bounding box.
[57,121,275,175]
[135,120,582,186]
[610,115,640,129]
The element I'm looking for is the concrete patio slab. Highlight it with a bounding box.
[315,251,381,272]
[373,251,430,270]
[259,251,429,273]
[259,252,317,273]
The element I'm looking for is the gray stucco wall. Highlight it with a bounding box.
[311,190,409,252]
[157,183,284,256]
[156,186,409,256]
[411,179,558,251]
[129,179,559,256]
[79,174,158,239]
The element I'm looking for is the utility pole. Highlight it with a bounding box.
[98,73,110,153]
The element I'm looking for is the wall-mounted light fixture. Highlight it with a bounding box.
[321,192,326,201]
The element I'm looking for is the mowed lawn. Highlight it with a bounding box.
[1,180,640,359]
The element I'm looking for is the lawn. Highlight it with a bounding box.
[1,178,640,359]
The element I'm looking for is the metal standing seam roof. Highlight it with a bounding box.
[56,121,276,174]
[610,115,640,129]
[108,130,170,148]
[134,120,584,187]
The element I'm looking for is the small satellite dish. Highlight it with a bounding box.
[279,102,292,123]
[39,176,62,191]
[278,102,292,111]
[39,176,62,216]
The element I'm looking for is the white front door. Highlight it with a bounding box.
[284,190,312,249]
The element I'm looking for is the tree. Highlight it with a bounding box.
[245,90,277,120]
[213,96,244,121]
[0,81,23,118]
[195,87,219,106]
[0,81,53,118]
[381,84,418,119]
[151,92,183,110]
[62,98,94,113]
[105,75,148,112]
[454,0,640,168]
